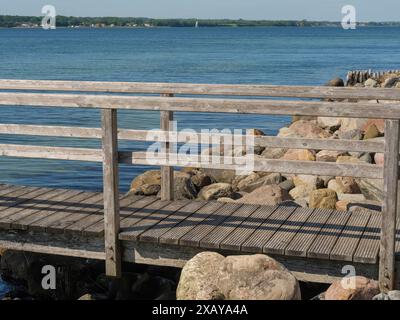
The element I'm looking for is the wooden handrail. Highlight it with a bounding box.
[1,79,400,100]
[1,92,400,119]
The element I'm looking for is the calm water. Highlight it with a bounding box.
[0,27,399,192]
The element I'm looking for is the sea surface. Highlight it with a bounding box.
[0,26,399,192]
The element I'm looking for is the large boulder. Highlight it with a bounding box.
[316,150,346,163]
[325,77,344,87]
[325,276,379,300]
[199,168,236,184]
[176,252,225,300]
[198,183,234,201]
[309,189,338,209]
[130,170,161,192]
[235,185,292,206]
[261,147,288,159]
[177,253,301,300]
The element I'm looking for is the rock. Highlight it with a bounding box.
[374,153,384,166]
[336,200,350,211]
[279,179,295,191]
[247,129,265,136]
[325,78,344,87]
[309,189,337,209]
[176,252,225,300]
[130,170,197,200]
[261,147,288,159]
[217,197,237,203]
[327,180,344,194]
[130,170,161,192]
[317,117,341,130]
[335,177,361,194]
[191,171,214,190]
[217,255,301,300]
[135,184,161,196]
[285,120,331,139]
[235,173,283,193]
[236,185,292,206]
[78,293,96,300]
[363,124,380,140]
[383,76,400,88]
[373,293,390,300]
[173,172,198,200]
[292,115,317,123]
[340,119,369,134]
[388,291,400,300]
[233,172,262,192]
[316,150,346,162]
[198,183,234,201]
[293,175,324,189]
[282,149,316,161]
[325,276,379,300]
[200,169,236,184]
[289,185,314,200]
[177,253,301,300]
[362,119,385,134]
[358,153,373,164]
[355,178,383,202]
[337,129,363,140]
[364,78,378,88]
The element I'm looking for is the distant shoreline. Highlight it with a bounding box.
[1,15,400,28]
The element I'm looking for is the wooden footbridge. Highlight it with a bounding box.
[0,80,399,292]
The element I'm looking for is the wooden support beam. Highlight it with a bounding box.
[101,109,121,278]
[160,94,174,201]
[379,119,400,292]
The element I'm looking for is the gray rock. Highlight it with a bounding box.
[337,129,363,140]
[279,179,295,191]
[198,183,234,201]
[388,290,400,300]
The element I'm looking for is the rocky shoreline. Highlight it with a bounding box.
[1,72,400,300]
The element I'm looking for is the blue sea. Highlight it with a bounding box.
[0,27,399,193]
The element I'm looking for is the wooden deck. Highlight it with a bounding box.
[0,184,398,271]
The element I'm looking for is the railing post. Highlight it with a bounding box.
[160,93,174,201]
[379,119,399,292]
[101,108,121,278]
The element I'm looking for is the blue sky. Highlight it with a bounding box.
[0,0,399,21]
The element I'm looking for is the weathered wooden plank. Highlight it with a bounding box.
[160,105,174,201]
[307,210,352,260]
[0,144,102,162]
[0,240,106,260]
[330,210,371,262]
[2,79,400,100]
[263,207,314,255]
[354,212,381,264]
[380,119,400,292]
[118,200,190,240]
[0,124,385,153]
[0,188,70,228]
[220,205,278,252]
[0,185,29,200]
[45,194,104,233]
[11,189,84,229]
[159,202,224,246]
[83,195,159,235]
[179,203,243,248]
[0,187,53,218]
[285,209,332,257]
[102,108,121,278]
[66,195,143,235]
[1,92,400,119]
[240,206,296,253]
[122,152,383,179]
[28,192,100,231]
[199,204,260,250]
[119,199,172,230]
[131,200,208,243]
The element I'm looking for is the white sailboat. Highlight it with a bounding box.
[195,20,199,28]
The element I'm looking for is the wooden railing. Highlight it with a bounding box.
[0,79,399,291]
